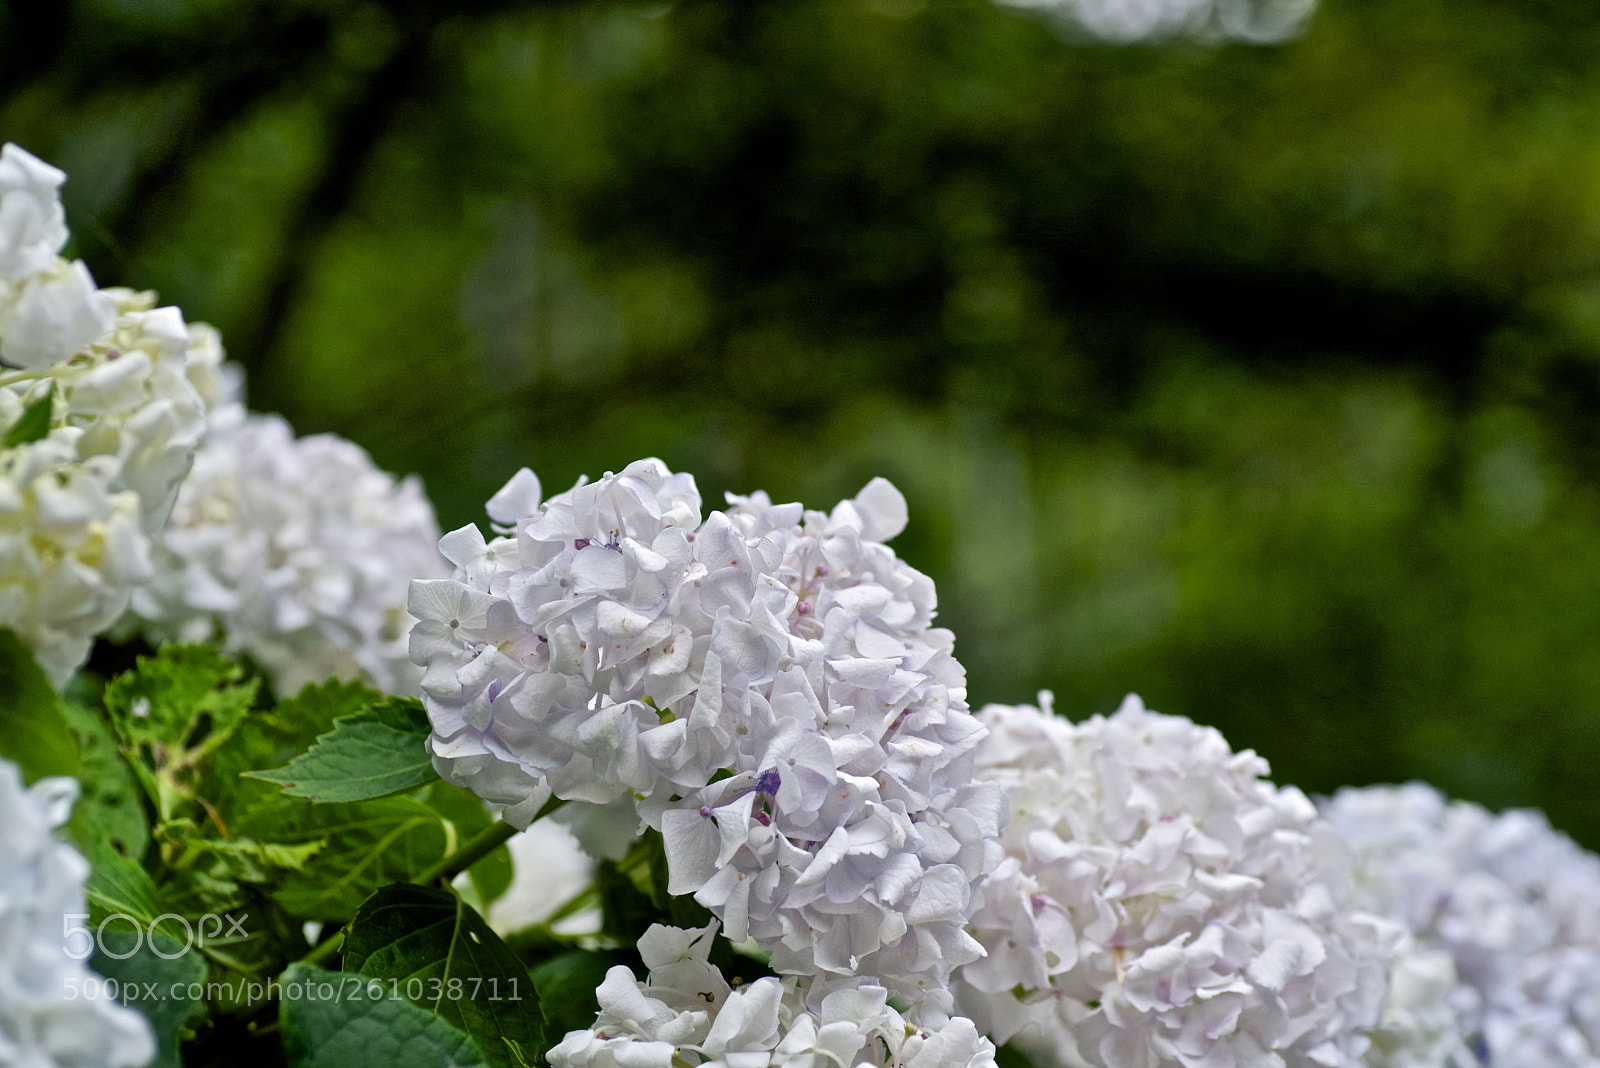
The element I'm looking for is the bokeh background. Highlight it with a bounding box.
[7,0,1600,845]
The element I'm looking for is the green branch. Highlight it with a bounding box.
[296,795,567,970]
[412,819,521,888]
[414,794,566,887]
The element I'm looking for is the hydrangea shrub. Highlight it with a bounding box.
[2,140,1597,1068]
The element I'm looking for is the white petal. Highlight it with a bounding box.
[487,467,542,525]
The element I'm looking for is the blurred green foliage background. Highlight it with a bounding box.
[7,0,1600,844]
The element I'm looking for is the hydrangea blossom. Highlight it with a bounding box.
[997,0,1315,44]
[0,144,210,685]
[0,756,155,1068]
[413,461,1004,1013]
[487,817,598,937]
[1321,782,1600,1067]
[548,922,996,1068]
[125,405,448,697]
[0,146,109,370]
[953,694,1393,1068]
[1360,934,1476,1068]
[0,146,71,281]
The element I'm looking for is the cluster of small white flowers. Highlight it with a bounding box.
[549,923,996,1068]
[0,756,154,1068]
[0,144,210,685]
[953,694,1393,1068]
[1321,782,1600,1067]
[125,404,448,696]
[412,460,1003,1013]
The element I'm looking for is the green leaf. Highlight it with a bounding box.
[165,832,325,883]
[343,884,545,1068]
[3,388,54,447]
[62,699,148,866]
[103,645,260,750]
[148,880,293,994]
[103,645,260,820]
[528,949,633,1041]
[0,629,79,781]
[246,697,436,802]
[205,678,381,825]
[275,678,389,730]
[84,850,170,928]
[92,928,206,1068]
[235,795,451,922]
[280,963,487,1068]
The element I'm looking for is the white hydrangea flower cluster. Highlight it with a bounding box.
[1321,782,1600,1067]
[412,460,1004,1013]
[953,694,1393,1068]
[549,922,996,1068]
[0,757,155,1068]
[1359,934,1476,1068]
[0,144,210,685]
[126,404,448,697]
[487,817,599,937]
[997,0,1315,44]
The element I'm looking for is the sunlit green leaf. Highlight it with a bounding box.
[103,646,259,820]
[205,678,381,824]
[246,697,435,802]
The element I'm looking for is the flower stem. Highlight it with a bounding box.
[413,819,521,887]
[412,794,566,887]
[296,795,567,970]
